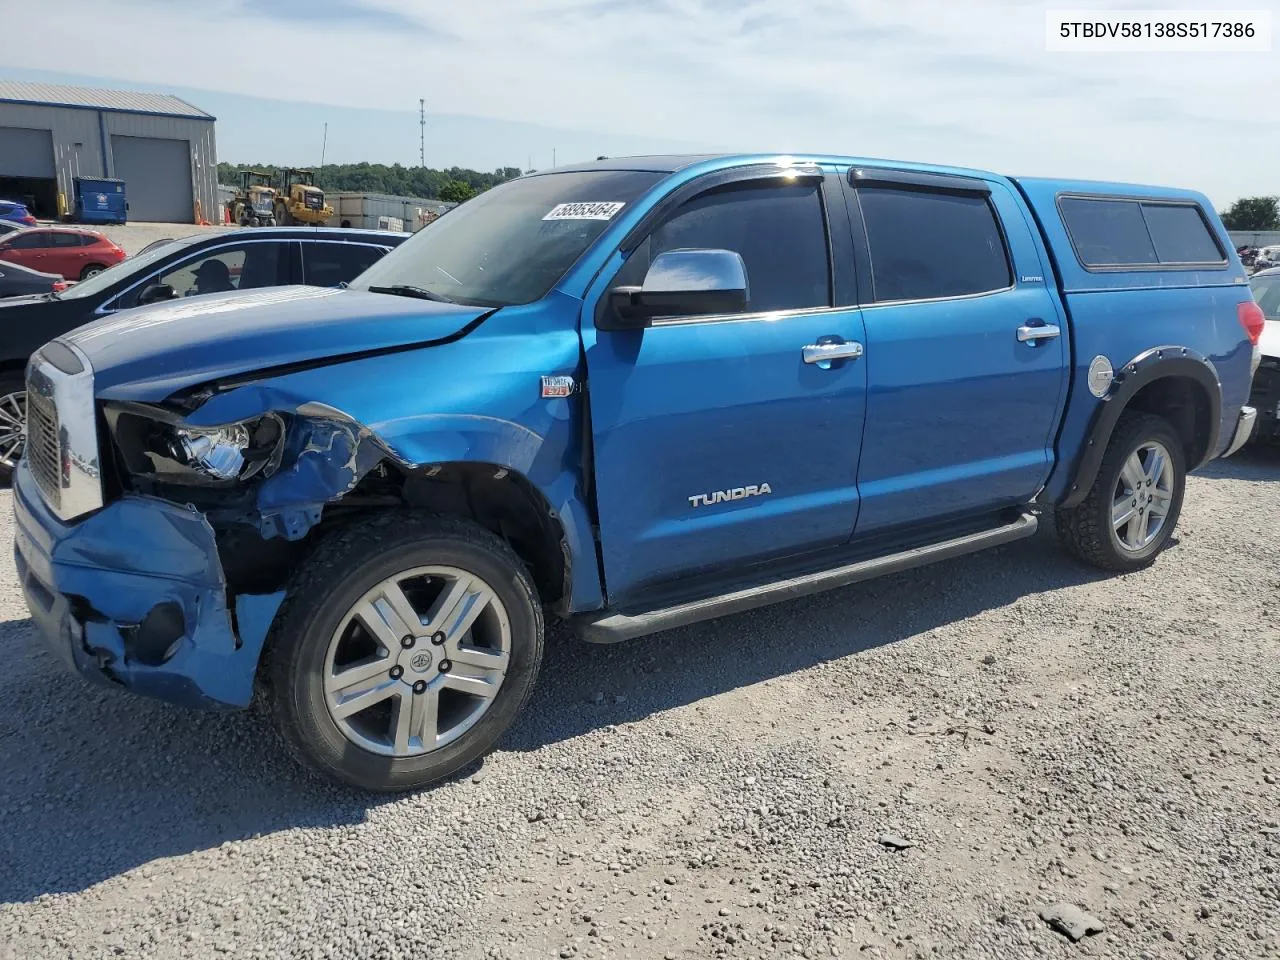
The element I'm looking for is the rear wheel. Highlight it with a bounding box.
[1055,411,1185,571]
[265,513,543,792]
[0,376,26,483]
[79,263,104,280]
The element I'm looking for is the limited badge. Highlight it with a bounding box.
[540,375,576,398]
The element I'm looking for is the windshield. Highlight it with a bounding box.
[1252,272,1280,319]
[349,170,666,307]
[55,234,202,300]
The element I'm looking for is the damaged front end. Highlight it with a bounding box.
[12,389,393,710]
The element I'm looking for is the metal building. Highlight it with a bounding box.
[0,81,218,224]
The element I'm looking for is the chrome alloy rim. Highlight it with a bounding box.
[1111,441,1174,552]
[323,566,511,757]
[0,391,26,469]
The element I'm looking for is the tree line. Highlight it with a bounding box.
[216,162,525,204]
[1221,197,1279,231]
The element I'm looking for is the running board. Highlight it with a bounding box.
[574,512,1039,644]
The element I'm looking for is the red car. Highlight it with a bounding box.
[0,227,126,281]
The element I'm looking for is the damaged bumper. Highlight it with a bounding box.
[12,460,283,709]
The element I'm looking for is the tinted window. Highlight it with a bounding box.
[621,181,830,313]
[859,188,1011,301]
[52,233,84,248]
[349,170,664,307]
[1059,197,1224,267]
[303,242,386,287]
[4,231,50,250]
[120,242,286,305]
[1140,203,1223,263]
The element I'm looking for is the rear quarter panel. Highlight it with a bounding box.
[1013,178,1254,500]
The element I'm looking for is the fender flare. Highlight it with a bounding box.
[1057,345,1221,509]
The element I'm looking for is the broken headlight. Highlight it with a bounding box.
[108,407,286,486]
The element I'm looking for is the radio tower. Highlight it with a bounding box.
[419,99,426,168]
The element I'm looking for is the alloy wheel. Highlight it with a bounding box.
[1111,441,1174,552]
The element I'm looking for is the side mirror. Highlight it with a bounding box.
[605,249,749,328]
[137,283,177,306]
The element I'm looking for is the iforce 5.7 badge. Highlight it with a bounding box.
[540,375,576,398]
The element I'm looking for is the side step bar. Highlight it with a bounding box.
[575,511,1039,644]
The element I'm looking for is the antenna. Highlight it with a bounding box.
[419,99,426,168]
[553,148,556,168]
[320,122,328,172]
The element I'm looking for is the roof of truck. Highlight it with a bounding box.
[537,153,1002,180]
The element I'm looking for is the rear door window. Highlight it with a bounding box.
[857,187,1012,301]
[1059,196,1224,268]
[301,241,387,287]
[52,233,83,248]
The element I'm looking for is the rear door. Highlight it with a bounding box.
[49,232,87,278]
[583,168,868,606]
[843,168,1068,537]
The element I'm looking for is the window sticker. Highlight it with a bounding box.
[542,201,626,221]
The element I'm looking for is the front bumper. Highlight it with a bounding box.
[12,460,283,709]
[1221,405,1258,458]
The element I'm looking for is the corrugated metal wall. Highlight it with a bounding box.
[1229,230,1280,249]
[0,102,217,223]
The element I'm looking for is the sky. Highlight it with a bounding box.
[1,0,1276,205]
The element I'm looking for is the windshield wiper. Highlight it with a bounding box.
[367,284,457,304]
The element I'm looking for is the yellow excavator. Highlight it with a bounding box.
[227,170,278,227]
[274,168,333,226]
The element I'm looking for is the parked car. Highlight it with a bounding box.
[11,154,1260,792]
[0,220,28,238]
[0,227,126,281]
[0,226,407,478]
[0,200,36,226]
[0,260,61,298]
[1247,266,1280,442]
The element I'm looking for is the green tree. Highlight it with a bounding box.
[438,179,476,204]
[216,161,519,201]
[1221,196,1280,231]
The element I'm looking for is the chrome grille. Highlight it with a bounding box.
[25,379,62,510]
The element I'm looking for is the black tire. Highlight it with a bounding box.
[264,512,543,792]
[0,374,26,484]
[1055,411,1186,571]
[79,263,104,280]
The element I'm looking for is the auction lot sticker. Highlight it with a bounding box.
[543,202,626,221]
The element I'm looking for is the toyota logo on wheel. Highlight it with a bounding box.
[410,651,433,673]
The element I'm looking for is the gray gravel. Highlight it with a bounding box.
[1,447,1278,960]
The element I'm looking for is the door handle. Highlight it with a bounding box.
[803,341,864,365]
[1016,322,1060,344]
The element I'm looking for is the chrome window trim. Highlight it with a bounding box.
[1055,192,1229,273]
[27,339,102,521]
[95,237,294,315]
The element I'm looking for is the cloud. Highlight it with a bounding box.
[3,0,1274,203]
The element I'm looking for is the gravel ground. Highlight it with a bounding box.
[92,222,234,256]
[0,448,1277,960]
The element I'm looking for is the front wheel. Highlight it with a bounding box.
[265,513,544,792]
[1055,411,1186,571]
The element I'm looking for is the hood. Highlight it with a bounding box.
[1260,318,1280,360]
[62,285,493,402]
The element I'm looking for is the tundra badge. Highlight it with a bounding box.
[688,483,773,508]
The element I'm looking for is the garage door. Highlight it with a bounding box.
[110,135,193,222]
[0,127,55,178]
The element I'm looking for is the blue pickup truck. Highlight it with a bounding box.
[13,154,1263,791]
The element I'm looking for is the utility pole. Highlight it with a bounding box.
[320,122,328,171]
[553,148,556,168]
[419,99,426,168]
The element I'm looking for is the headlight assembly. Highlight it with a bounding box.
[107,406,286,487]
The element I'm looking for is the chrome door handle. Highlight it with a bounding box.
[1016,322,1061,343]
[803,341,864,364]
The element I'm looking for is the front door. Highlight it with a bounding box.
[843,170,1069,536]
[582,170,868,607]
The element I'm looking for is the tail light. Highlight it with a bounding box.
[51,280,70,293]
[20,215,36,225]
[1238,300,1265,346]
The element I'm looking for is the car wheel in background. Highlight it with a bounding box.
[264,512,544,792]
[0,376,27,482]
[79,264,104,280]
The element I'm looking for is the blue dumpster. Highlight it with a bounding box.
[73,177,127,225]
